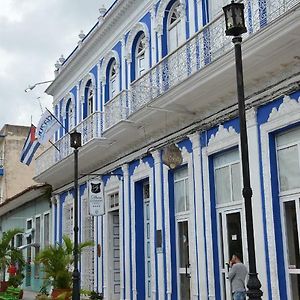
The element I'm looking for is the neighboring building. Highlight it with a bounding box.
[0,125,37,203]
[34,1,300,299]
[0,184,52,292]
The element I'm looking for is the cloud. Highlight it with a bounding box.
[0,0,114,128]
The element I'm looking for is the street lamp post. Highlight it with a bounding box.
[70,130,82,300]
[24,80,53,92]
[223,2,263,299]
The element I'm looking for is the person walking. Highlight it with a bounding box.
[228,253,248,300]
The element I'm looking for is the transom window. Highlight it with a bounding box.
[214,148,241,206]
[168,1,182,52]
[109,192,119,209]
[174,166,189,213]
[276,126,300,192]
[136,34,146,78]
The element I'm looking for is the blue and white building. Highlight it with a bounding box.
[34,0,300,299]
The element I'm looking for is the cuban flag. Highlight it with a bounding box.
[20,124,40,166]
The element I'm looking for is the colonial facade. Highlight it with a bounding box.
[34,0,300,299]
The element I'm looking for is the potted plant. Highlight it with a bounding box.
[36,235,93,299]
[0,228,23,292]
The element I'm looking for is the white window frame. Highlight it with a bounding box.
[136,34,146,78]
[168,1,183,53]
[109,60,117,100]
[43,211,51,248]
[87,85,94,115]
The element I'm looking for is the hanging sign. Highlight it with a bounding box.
[88,177,105,216]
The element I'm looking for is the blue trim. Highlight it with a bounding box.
[135,179,147,299]
[185,0,190,39]
[202,0,209,25]
[208,156,221,300]
[194,0,199,32]
[101,216,104,293]
[83,79,92,119]
[167,169,177,300]
[96,216,99,293]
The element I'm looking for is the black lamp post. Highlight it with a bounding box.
[70,130,82,300]
[223,2,263,299]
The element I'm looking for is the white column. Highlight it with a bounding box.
[246,108,268,299]
[51,196,58,243]
[98,215,103,294]
[150,6,157,66]
[76,83,80,124]
[122,164,131,300]
[152,151,166,300]
[103,200,108,298]
[119,177,125,300]
[121,36,126,90]
[56,195,61,243]
[97,62,101,111]
[188,132,208,299]
[156,25,163,60]
[188,0,196,36]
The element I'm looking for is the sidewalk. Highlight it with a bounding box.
[23,290,38,300]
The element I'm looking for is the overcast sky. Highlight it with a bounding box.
[0,0,114,129]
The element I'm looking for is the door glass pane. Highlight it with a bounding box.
[290,274,300,300]
[174,167,188,213]
[277,146,300,191]
[284,201,300,269]
[226,212,243,262]
[175,180,185,213]
[180,274,191,300]
[178,221,189,268]
[214,148,239,168]
[215,166,231,204]
[232,163,242,202]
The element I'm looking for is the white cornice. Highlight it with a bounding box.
[47,0,155,100]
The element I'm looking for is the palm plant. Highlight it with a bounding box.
[36,235,93,290]
[0,228,24,282]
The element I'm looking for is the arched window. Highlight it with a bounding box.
[65,99,74,132]
[136,33,146,78]
[83,79,94,119]
[168,1,182,52]
[109,60,117,99]
[87,84,94,115]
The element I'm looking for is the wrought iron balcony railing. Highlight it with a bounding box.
[130,0,299,114]
[35,0,299,177]
[35,112,103,175]
[104,90,129,130]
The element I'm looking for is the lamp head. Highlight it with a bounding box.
[223,1,247,37]
[70,130,82,149]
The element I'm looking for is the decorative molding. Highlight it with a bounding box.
[132,159,151,178]
[188,132,200,149]
[125,22,150,58]
[61,92,76,116]
[155,0,186,34]
[268,95,300,122]
[105,175,120,192]
[79,72,96,100]
[100,50,120,81]
[207,125,239,154]
[246,107,257,128]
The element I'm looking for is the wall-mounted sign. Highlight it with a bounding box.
[88,177,104,216]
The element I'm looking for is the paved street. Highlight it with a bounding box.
[23,290,38,300]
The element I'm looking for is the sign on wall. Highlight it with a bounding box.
[88,177,104,216]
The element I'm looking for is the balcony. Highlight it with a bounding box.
[35,112,105,177]
[34,0,300,186]
[104,90,129,130]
